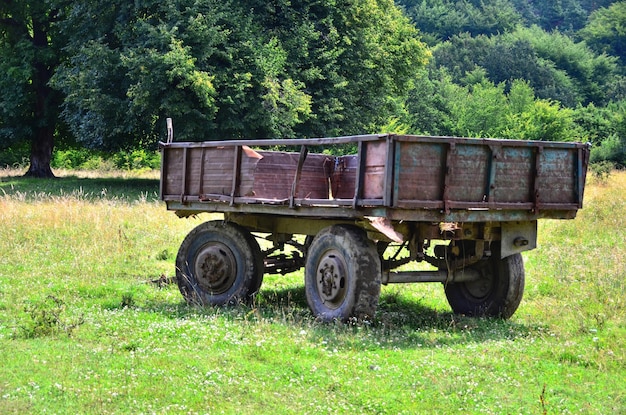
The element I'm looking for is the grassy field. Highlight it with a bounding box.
[0,168,624,414]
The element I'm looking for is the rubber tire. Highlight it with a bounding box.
[444,245,524,319]
[176,221,264,306]
[305,225,381,322]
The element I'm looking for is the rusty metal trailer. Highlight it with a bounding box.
[160,124,590,321]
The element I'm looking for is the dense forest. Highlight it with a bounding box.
[1,0,624,176]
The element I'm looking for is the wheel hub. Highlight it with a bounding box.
[194,243,237,294]
[464,268,493,299]
[316,252,347,309]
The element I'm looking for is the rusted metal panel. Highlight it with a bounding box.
[329,140,387,200]
[246,150,331,200]
[447,142,491,203]
[161,145,332,201]
[389,136,588,213]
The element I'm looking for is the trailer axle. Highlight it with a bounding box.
[382,268,481,284]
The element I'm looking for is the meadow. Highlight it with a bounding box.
[0,168,624,414]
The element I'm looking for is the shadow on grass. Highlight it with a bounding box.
[0,174,160,202]
[142,281,537,350]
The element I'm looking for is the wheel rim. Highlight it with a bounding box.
[193,242,237,295]
[464,266,494,300]
[315,249,348,309]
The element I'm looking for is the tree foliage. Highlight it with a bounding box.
[400,0,521,43]
[432,26,622,107]
[398,0,612,36]
[406,74,584,142]
[2,0,626,172]
[509,0,590,32]
[576,101,626,165]
[579,1,626,66]
[52,0,429,149]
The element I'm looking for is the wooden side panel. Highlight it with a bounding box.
[162,148,184,196]
[161,135,589,221]
[447,143,490,203]
[394,141,446,203]
[493,146,534,203]
[162,147,238,197]
[362,140,387,199]
[202,148,237,196]
[178,147,236,196]
[331,155,358,199]
[536,147,576,204]
[163,147,332,200]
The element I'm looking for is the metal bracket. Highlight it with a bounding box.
[501,221,537,258]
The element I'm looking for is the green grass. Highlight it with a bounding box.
[0,169,624,414]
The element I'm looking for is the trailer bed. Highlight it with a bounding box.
[160,134,590,223]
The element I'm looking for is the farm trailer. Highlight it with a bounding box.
[159,125,590,321]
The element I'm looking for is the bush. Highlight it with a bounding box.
[14,295,84,339]
[52,148,93,169]
[589,160,614,183]
[590,134,626,167]
[112,149,161,171]
[0,143,29,168]
[50,148,160,171]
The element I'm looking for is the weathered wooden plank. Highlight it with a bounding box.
[394,140,446,203]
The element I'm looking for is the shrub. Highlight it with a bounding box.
[590,134,626,167]
[14,295,84,339]
[112,149,161,171]
[589,161,614,184]
[52,148,93,169]
[0,143,29,168]
[50,148,160,171]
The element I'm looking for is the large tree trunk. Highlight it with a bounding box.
[25,127,55,178]
[24,15,56,179]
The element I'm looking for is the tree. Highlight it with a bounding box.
[399,0,521,43]
[579,2,626,66]
[52,0,429,149]
[448,79,511,138]
[432,33,580,106]
[506,26,621,106]
[405,68,457,136]
[509,0,592,32]
[275,0,430,137]
[432,27,622,108]
[405,74,586,141]
[0,1,66,177]
[575,101,626,166]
